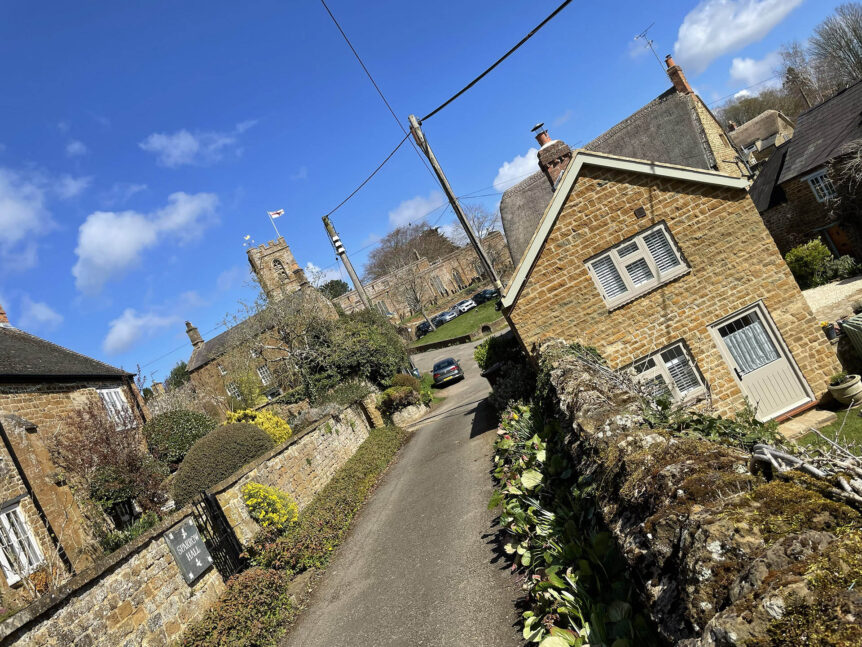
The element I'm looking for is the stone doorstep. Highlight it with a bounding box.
[777,408,838,440]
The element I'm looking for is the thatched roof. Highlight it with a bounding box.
[729,110,794,150]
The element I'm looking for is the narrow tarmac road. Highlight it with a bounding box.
[282,338,522,647]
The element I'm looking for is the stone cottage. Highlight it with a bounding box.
[749,80,862,258]
[500,55,748,269]
[728,109,795,169]
[500,150,840,421]
[0,305,148,601]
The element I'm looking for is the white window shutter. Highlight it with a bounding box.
[591,256,627,299]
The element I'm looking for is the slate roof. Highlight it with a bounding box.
[186,312,269,372]
[749,142,789,213]
[777,80,862,183]
[0,325,131,381]
[500,88,724,266]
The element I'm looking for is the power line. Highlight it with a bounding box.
[140,323,226,370]
[319,0,437,182]
[321,132,410,219]
[708,75,781,106]
[421,0,574,121]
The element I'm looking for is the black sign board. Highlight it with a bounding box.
[165,518,213,585]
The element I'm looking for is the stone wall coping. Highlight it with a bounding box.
[0,402,358,642]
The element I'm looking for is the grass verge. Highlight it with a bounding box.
[409,301,503,347]
[178,425,410,647]
[799,406,862,453]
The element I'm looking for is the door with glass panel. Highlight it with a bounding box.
[709,303,811,421]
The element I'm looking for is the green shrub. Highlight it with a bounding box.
[390,373,420,392]
[488,361,537,411]
[326,310,408,386]
[785,240,833,288]
[314,380,373,407]
[825,254,862,281]
[246,426,408,574]
[179,567,293,647]
[242,482,299,531]
[377,386,419,415]
[172,423,275,507]
[225,409,292,444]
[143,410,216,469]
[474,332,522,371]
[99,511,160,553]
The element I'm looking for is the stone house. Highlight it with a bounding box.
[500,150,840,421]
[500,55,747,269]
[0,305,148,601]
[333,230,511,320]
[749,80,862,258]
[728,109,795,169]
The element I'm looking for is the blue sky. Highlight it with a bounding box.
[0,0,844,385]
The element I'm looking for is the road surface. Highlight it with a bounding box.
[282,338,522,647]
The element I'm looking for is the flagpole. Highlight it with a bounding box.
[267,211,281,238]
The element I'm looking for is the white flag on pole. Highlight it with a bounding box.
[268,209,285,218]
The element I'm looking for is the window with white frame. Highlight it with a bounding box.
[226,382,241,399]
[98,387,134,429]
[257,364,273,386]
[632,342,705,402]
[805,169,836,202]
[586,223,688,308]
[0,505,44,585]
[217,364,227,376]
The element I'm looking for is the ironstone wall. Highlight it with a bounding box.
[0,403,374,646]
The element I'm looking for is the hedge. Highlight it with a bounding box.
[142,410,216,469]
[172,423,275,506]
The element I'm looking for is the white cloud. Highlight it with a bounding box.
[56,174,92,199]
[65,140,87,157]
[387,191,446,228]
[139,121,257,167]
[493,148,539,193]
[73,191,219,295]
[0,168,52,268]
[729,50,782,86]
[18,296,63,331]
[100,182,148,206]
[553,109,574,127]
[734,88,753,99]
[674,0,803,74]
[304,262,340,286]
[103,308,179,355]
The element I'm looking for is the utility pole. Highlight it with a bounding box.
[322,215,373,310]
[408,115,503,292]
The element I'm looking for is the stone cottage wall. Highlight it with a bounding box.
[0,402,375,646]
[506,165,840,416]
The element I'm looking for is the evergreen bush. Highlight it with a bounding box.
[225,409,293,444]
[142,410,217,470]
[390,373,420,392]
[785,239,833,288]
[377,386,419,415]
[172,423,275,506]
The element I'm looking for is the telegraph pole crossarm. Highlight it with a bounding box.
[408,115,504,292]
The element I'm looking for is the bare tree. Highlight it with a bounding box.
[828,139,862,221]
[810,3,862,87]
[364,223,457,281]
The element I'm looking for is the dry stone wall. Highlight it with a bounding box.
[0,402,375,646]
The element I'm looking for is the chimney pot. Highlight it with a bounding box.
[185,321,204,349]
[531,122,551,147]
[664,55,693,94]
[0,304,8,326]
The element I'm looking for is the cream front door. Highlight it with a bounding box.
[710,303,812,421]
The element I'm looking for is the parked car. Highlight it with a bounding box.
[471,288,499,305]
[415,321,433,339]
[432,357,464,386]
[455,299,477,313]
[434,310,459,326]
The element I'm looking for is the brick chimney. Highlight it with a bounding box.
[532,123,572,188]
[665,55,693,94]
[185,321,204,349]
[0,304,8,326]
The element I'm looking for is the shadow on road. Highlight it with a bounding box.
[470,397,499,439]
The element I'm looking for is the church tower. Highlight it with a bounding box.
[247,237,308,301]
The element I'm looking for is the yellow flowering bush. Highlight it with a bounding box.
[226,409,292,444]
[241,482,298,530]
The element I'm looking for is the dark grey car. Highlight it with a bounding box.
[432,357,463,386]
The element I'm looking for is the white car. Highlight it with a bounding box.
[455,299,477,313]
